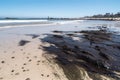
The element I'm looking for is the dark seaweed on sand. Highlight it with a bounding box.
[52,30,63,33]
[41,26,120,80]
[26,34,40,39]
[19,40,30,46]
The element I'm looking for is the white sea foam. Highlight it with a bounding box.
[0,20,48,23]
[0,20,84,29]
[54,20,84,25]
[0,20,52,29]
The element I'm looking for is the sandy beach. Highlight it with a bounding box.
[0,20,120,80]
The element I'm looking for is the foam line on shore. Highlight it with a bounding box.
[0,20,84,29]
[54,20,84,25]
[0,20,48,23]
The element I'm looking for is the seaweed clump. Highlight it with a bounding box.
[41,26,120,80]
[19,40,30,46]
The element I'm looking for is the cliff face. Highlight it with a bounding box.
[41,27,120,80]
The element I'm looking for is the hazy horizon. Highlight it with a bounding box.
[0,0,120,18]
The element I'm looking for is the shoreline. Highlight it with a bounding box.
[0,20,84,30]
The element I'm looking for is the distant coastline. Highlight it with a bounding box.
[0,17,120,21]
[1,11,120,21]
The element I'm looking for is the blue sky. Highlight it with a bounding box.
[0,0,120,18]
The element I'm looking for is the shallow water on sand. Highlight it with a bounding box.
[0,20,120,35]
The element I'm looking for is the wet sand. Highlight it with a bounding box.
[0,20,120,80]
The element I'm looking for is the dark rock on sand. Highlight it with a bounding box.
[1,61,5,64]
[25,78,30,80]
